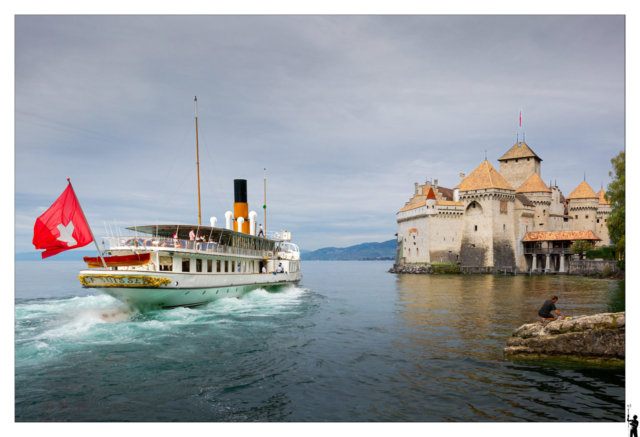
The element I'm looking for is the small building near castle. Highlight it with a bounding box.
[396,141,611,272]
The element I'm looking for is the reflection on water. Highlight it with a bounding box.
[391,274,624,421]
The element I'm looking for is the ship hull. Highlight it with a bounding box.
[78,269,301,310]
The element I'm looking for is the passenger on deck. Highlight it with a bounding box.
[258,224,264,237]
[189,229,196,241]
[262,266,267,274]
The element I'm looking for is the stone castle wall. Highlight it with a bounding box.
[459,196,494,266]
[499,158,540,190]
[428,214,462,264]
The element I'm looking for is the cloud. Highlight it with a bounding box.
[15,15,624,251]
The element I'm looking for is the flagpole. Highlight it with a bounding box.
[68,179,108,269]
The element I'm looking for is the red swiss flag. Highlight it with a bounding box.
[32,182,93,259]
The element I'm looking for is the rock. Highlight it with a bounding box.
[504,312,625,359]
[388,264,434,274]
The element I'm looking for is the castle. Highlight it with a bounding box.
[395,141,611,272]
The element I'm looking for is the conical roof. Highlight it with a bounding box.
[498,142,542,161]
[457,161,515,192]
[515,173,551,194]
[597,189,610,205]
[566,181,598,200]
[426,187,437,200]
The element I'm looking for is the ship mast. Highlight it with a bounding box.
[195,96,202,226]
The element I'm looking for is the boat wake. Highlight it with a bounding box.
[15,285,310,368]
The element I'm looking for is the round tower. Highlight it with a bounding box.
[515,173,552,232]
[566,181,599,234]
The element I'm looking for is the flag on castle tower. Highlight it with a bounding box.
[32,181,93,259]
[519,109,522,128]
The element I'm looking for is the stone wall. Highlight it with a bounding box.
[398,215,431,263]
[499,158,539,190]
[428,214,462,264]
[569,259,619,275]
[504,312,624,359]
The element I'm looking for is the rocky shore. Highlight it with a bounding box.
[388,264,460,274]
[504,312,625,359]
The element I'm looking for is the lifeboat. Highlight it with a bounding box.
[83,253,151,268]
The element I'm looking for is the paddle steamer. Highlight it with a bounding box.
[77,98,301,309]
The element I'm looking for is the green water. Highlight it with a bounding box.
[15,261,624,421]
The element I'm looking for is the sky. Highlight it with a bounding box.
[14,15,625,252]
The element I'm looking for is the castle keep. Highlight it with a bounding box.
[396,141,611,272]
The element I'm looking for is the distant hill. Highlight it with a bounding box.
[15,250,97,261]
[301,240,396,261]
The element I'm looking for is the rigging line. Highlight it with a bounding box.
[197,124,232,210]
[165,163,198,206]
[156,120,194,199]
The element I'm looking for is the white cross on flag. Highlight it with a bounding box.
[32,181,93,259]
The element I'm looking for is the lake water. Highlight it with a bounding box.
[15,261,625,421]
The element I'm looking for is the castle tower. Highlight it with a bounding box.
[515,173,552,232]
[425,187,437,215]
[596,189,612,246]
[497,142,542,190]
[566,181,599,235]
[457,161,516,268]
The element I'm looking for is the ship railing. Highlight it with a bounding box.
[103,237,266,258]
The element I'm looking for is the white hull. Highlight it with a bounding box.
[79,269,301,309]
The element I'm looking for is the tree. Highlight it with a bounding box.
[571,240,593,259]
[606,151,625,259]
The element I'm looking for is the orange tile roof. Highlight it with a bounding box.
[597,189,610,205]
[566,181,598,200]
[522,230,601,242]
[436,200,463,206]
[457,161,515,192]
[398,194,426,213]
[515,173,551,193]
[426,187,436,200]
[498,142,542,161]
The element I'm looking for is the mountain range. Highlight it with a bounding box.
[300,239,396,261]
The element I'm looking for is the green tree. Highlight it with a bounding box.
[606,151,625,259]
[571,240,593,259]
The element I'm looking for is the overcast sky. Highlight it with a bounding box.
[15,15,624,252]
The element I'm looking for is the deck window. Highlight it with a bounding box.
[217,260,221,272]
[182,259,190,272]
[207,259,213,272]
[196,259,202,273]
[225,260,229,272]
[232,262,235,273]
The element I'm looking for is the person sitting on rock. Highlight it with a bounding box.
[538,296,565,323]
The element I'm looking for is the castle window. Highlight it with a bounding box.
[471,244,476,248]
[472,203,476,208]
[408,249,411,256]
[503,224,506,231]
[527,158,530,161]
[605,219,607,222]
[543,210,546,215]
[585,215,589,219]
[575,215,578,219]
[516,159,518,163]
[417,248,419,256]
[474,225,477,231]
[597,219,600,223]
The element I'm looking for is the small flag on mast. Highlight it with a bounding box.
[519,109,522,128]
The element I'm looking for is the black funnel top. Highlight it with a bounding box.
[234,179,247,203]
